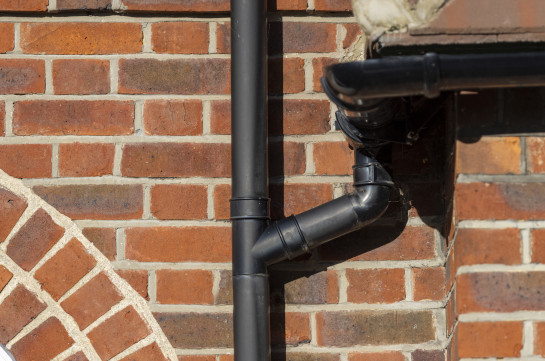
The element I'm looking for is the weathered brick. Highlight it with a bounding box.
[210,100,230,134]
[342,23,364,49]
[63,351,89,361]
[271,312,311,346]
[157,269,213,304]
[0,285,46,344]
[313,57,336,91]
[34,185,143,220]
[35,238,96,300]
[269,22,337,54]
[314,142,352,175]
[269,99,331,135]
[154,313,232,348]
[118,58,230,95]
[314,0,351,11]
[457,321,522,358]
[216,270,232,305]
[144,100,202,136]
[0,144,51,178]
[527,137,545,173]
[413,268,445,301]
[121,0,230,12]
[61,272,122,330]
[0,266,12,292]
[152,22,209,54]
[270,183,333,219]
[88,306,150,360]
[122,143,230,178]
[346,269,405,304]
[151,185,207,220]
[456,137,520,174]
[269,141,306,177]
[270,269,338,305]
[126,227,231,262]
[318,225,436,262]
[119,343,168,361]
[116,269,148,299]
[411,350,444,361]
[58,143,115,177]
[21,23,142,54]
[454,228,521,267]
[0,101,4,136]
[53,59,110,95]
[535,322,545,356]
[0,187,27,242]
[216,22,230,54]
[14,100,134,136]
[10,318,73,361]
[457,272,545,313]
[0,23,14,53]
[456,183,545,220]
[0,0,47,11]
[348,352,405,361]
[269,57,305,94]
[7,208,64,271]
[82,228,116,260]
[213,184,230,220]
[317,310,435,346]
[0,59,44,94]
[57,0,112,10]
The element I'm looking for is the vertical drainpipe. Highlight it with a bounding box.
[230,0,270,360]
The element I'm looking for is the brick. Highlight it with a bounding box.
[34,184,143,220]
[7,208,64,271]
[0,23,14,52]
[10,318,73,361]
[532,229,545,263]
[269,57,305,94]
[0,187,27,242]
[342,23,364,49]
[179,357,215,361]
[314,142,352,175]
[57,0,112,10]
[219,356,234,361]
[88,306,150,360]
[0,0,47,11]
[21,23,142,54]
[313,57,336,92]
[14,100,134,136]
[456,183,545,220]
[346,269,405,303]
[116,269,148,299]
[411,350,444,361]
[457,272,545,313]
[122,143,230,178]
[527,137,545,173]
[0,144,51,178]
[314,0,351,11]
[35,238,96,300]
[61,272,122,330]
[118,58,230,94]
[457,321,522,358]
[213,184,230,220]
[269,99,331,136]
[413,268,445,301]
[63,351,89,361]
[273,354,339,361]
[317,310,435,346]
[0,59,44,94]
[156,269,213,304]
[268,0,306,10]
[210,100,230,134]
[269,141,306,177]
[271,312,311,346]
[270,270,338,305]
[53,59,110,95]
[82,228,116,260]
[216,22,230,54]
[535,322,545,356]
[270,183,333,219]
[454,228,521,267]
[0,101,4,136]
[216,270,232,304]
[154,313,232,348]
[269,22,337,54]
[348,352,405,361]
[456,137,520,174]
[152,22,209,54]
[317,225,436,262]
[0,266,12,292]
[0,285,46,344]
[151,185,207,220]
[119,343,168,361]
[58,143,115,177]
[121,0,230,12]
[144,100,202,136]
[126,227,231,262]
